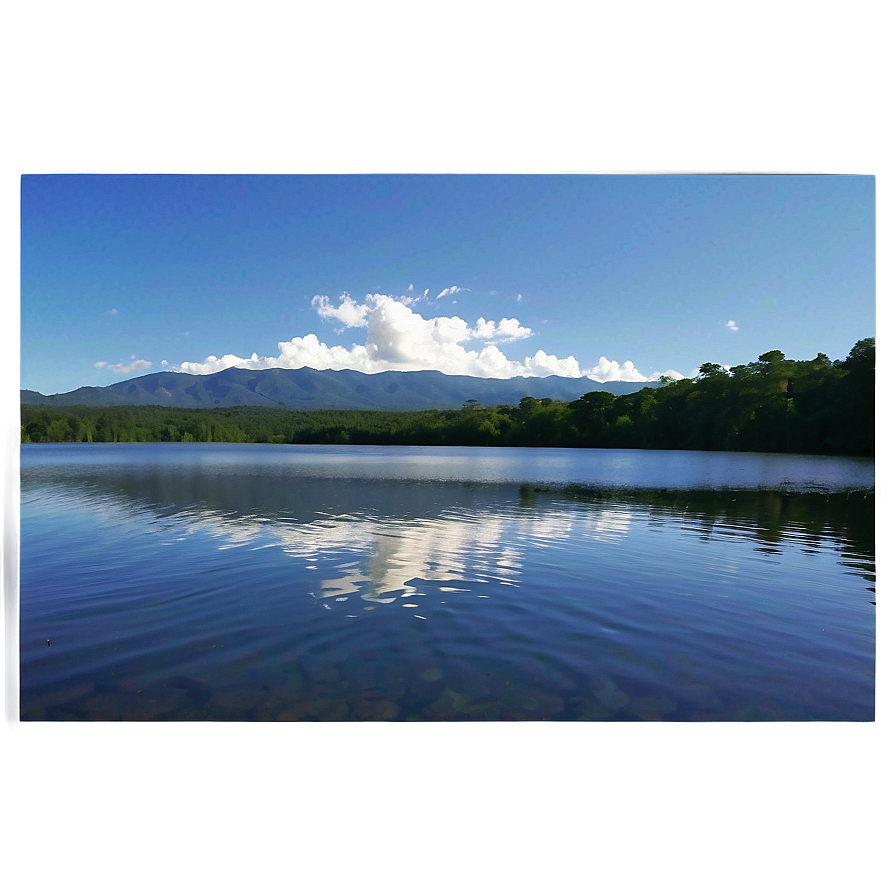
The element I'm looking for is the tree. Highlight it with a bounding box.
[569,390,617,444]
[698,362,728,379]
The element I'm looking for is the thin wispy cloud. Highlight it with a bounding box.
[173,291,684,383]
[436,285,470,300]
[95,356,152,375]
[724,319,739,332]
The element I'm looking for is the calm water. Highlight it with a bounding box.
[19,444,875,721]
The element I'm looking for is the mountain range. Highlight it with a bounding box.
[21,367,655,411]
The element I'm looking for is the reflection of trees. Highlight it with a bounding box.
[23,461,874,601]
[558,486,874,562]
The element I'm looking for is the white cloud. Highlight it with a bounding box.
[584,357,647,383]
[526,350,583,378]
[516,294,523,302]
[582,360,686,384]
[436,285,469,300]
[94,356,152,375]
[172,291,680,382]
[311,292,369,329]
[647,369,686,382]
[724,319,739,332]
[470,317,533,342]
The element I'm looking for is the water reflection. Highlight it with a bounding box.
[22,459,875,605]
[20,446,875,721]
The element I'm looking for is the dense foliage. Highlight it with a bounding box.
[21,339,874,456]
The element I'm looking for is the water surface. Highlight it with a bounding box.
[20,444,875,721]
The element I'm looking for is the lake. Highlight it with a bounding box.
[19,443,875,721]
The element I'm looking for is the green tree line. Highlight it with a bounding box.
[21,338,874,456]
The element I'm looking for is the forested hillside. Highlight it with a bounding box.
[21,339,874,457]
[21,365,645,409]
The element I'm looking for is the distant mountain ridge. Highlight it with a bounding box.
[21,366,655,411]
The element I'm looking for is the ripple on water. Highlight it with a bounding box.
[19,446,875,721]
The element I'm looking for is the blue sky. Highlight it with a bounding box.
[21,174,874,395]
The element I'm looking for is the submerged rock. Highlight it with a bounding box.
[629,695,678,721]
[353,698,400,721]
[253,695,285,721]
[164,675,213,703]
[424,687,493,719]
[589,675,629,712]
[516,687,565,718]
[278,698,351,721]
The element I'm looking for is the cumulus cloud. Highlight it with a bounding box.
[311,292,370,329]
[172,291,682,382]
[436,285,469,300]
[94,356,152,375]
[724,319,739,332]
[527,350,583,378]
[581,361,686,384]
[470,317,533,342]
[584,357,646,383]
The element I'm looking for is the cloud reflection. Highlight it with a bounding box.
[27,469,636,611]
[22,452,874,615]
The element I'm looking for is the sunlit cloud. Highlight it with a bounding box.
[311,292,370,329]
[172,291,684,382]
[94,356,152,375]
[585,357,644,383]
[724,319,739,332]
[470,317,533,342]
[648,369,686,382]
